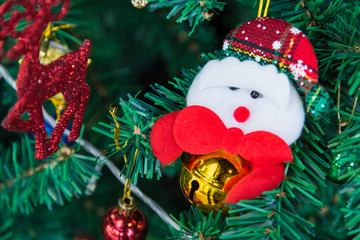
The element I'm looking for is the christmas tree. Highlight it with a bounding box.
[1,0,359,239]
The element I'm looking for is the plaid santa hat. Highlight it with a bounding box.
[221,17,330,118]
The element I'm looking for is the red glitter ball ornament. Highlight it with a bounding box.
[101,205,148,240]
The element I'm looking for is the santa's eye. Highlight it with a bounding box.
[229,86,239,91]
[250,91,261,99]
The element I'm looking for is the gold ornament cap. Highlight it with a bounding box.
[118,195,136,217]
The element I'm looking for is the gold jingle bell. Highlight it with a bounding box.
[179,149,251,214]
[131,0,148,9]
[39,39,67,64]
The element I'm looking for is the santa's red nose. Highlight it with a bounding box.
[233,106,250,123]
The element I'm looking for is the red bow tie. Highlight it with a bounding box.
[151,105,292,165]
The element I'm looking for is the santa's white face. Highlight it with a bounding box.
[186,57,305,145]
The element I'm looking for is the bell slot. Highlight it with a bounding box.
[189,179,200,202]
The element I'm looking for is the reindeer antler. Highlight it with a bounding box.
[0,0,71,60]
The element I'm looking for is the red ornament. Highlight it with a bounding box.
[1,40,92,159]
[0,0,71,60]
[101,205,148,240]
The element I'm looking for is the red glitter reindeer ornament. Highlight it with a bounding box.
[0,0,92,159]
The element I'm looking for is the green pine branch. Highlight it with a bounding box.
[0,9,101,219]
[92,51,222,184]
[94,48,330,239]
[2,0,356,237]
[0,197,102,239]
[220,115,333,239]
[168,206,226,239]
[341,175,360,239]
[92,0,360,239]
[147,0,226,35]
[92,96,162,184]
[0,134,99,217]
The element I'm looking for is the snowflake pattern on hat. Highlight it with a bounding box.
[222,40,229,51]
[290,27,301,35]
[272,40,282,50]
[290,60,308,80]
[221,17,330,118]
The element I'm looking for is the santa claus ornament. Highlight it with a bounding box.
[150,10,330,212]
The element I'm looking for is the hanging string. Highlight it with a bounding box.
[337,48,360,133]
[109,107,122,149]
[263,0,271,17]
[337,80,359,133]
[123,149,139,199]
[42,22,75,39]
[257,0,271,18]
[109,107,140,200]
[257,0,264,17]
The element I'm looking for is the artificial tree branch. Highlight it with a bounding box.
[0,63,183,233]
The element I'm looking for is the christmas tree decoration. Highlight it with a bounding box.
[0,4,92,159]
[146,0,225,35]
[49,93,67,122]
[1,39,92,159]
[327,82,359,184]
[101,142,148,239]
[109,106,122,149]
[180,149,250,213]
[335,80,358,134]
[3,0,360,238]
[327,153,355,184]
[199,1,214,20]
[131,0,148,9]
[101,196,148,240]
[0,0,71,60]
[220,17,330,118]
[151,9,330,204]
[39,37,69,122]
[39,39,68,65]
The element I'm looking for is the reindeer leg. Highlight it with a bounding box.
[2,96,51,159]
[68,84,90,142]
[2,97,37,132]
[34,128,50,159]
[48,101,76,154]
[225,163,285,203]
[30,108,50,160]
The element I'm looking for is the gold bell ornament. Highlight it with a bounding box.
[131,0,147,9]
[179,149,250,214]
